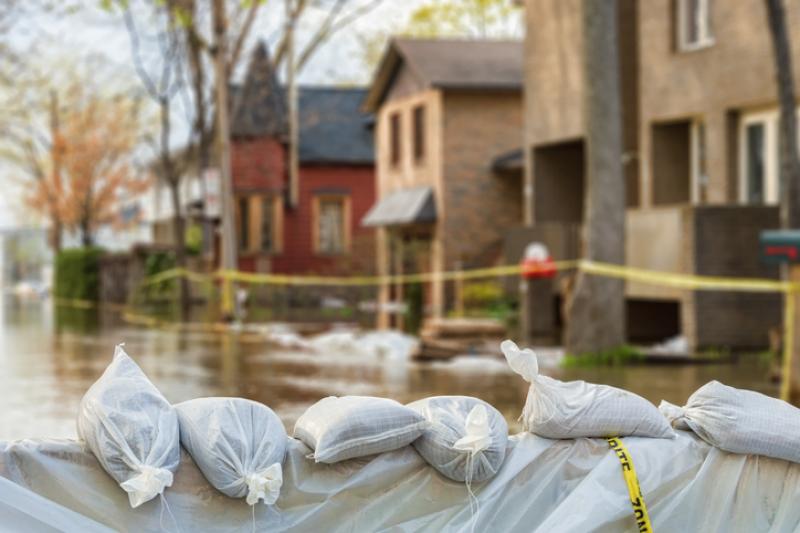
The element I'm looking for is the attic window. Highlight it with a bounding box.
[676,0,713,52]
[390,112,402,167]
[413,105,426,163]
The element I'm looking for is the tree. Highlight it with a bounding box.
[764,0,800,402]
[765,0,800,230]
[54,94,146,246]
[19,86,147,247]
[358,0,522,73]
[564,0,626,355]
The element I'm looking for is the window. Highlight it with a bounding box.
[260,197,274,252]
[739,111,778,205]
[237,195,282,253]
[314,195,350,255]
[390,112,401,167]
[413,105,426,163]
[690,120,708,203]
[676,0,713,52]
[238,197,249,251]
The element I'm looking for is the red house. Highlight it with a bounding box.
[230,43,375,275]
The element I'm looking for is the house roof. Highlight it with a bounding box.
[232,43,374,165]
[299,87,374,165]
[231,42,287,138]
[364,38,524,112]
[362,186,437,227]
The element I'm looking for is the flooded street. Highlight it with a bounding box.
[0,299,781,441]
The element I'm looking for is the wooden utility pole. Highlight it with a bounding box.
[213,0,238,318]
[286,0,300,208]
[49,90,62,252]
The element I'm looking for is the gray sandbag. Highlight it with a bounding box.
[660,380,800,463]
[407,396,508,483]
[175,397,287,505]
[77,345,179,508]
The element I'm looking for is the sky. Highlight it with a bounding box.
[0,0,429,230]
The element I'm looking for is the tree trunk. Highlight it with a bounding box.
[80,217,92,247]
[49,215,62,253]
[765,0,800,229]
[159,97,189,313]
[213,0,239,320]
[565,0,626,355]
[765,0,800,404]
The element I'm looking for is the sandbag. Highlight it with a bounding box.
[407,396,508,482]
[660,380,800,463]
[175,398,287,505]
[293,396,427,463]
[76,345,180,508]
[501,340,674,439]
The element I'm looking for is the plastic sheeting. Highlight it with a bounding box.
[3,431,800,532]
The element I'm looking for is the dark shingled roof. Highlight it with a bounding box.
[232,43,373,165]
[232,42,287,138]
[364,38,523,111]
[298,87,374,165]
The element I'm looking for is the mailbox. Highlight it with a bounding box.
[760,230,800,264]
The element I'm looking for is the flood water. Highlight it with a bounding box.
[0,298,781,441]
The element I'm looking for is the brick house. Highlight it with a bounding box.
[362,38,524,328]
[520,0,793,350]
[230,43,375,275]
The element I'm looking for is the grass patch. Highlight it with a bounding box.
[561,345,646,368]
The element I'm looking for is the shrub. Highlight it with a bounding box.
[561,345,646,368]
[54,247,104,301]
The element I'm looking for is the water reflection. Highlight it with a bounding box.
[0,299,780,441]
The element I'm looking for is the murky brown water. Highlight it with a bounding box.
[0,299,781,441]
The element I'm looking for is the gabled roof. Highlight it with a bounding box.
[232,42,287,138]
[364,38,523,112]
[232,43,374,165]
[299,88,374,165]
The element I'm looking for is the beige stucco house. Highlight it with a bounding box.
[363,38,524,329]
[521,0,796,349]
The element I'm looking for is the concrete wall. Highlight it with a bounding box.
[524,0,639,223]
[639,0,800,206]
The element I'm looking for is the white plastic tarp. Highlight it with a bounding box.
[2,431,800,532]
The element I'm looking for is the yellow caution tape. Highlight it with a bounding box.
[607,437,653,533]
[580,260,791,293]
[52,258,800,401]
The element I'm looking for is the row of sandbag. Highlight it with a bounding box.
[501,339,800,465]
[76,345,508,509]
[77,341,800,511]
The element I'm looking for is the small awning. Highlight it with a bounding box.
[362,186,437,227]
[491,147,523,174]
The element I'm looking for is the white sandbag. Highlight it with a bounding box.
[293,396,427,463]
[76,345,179,508]
[660,380,800,463]
[501,340,674,439]
[175,398,288,505]
[407,396,508,482]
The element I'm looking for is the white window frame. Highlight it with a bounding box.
[676,0,714,52]
[690,119,707,204]
[738,110,779,206]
